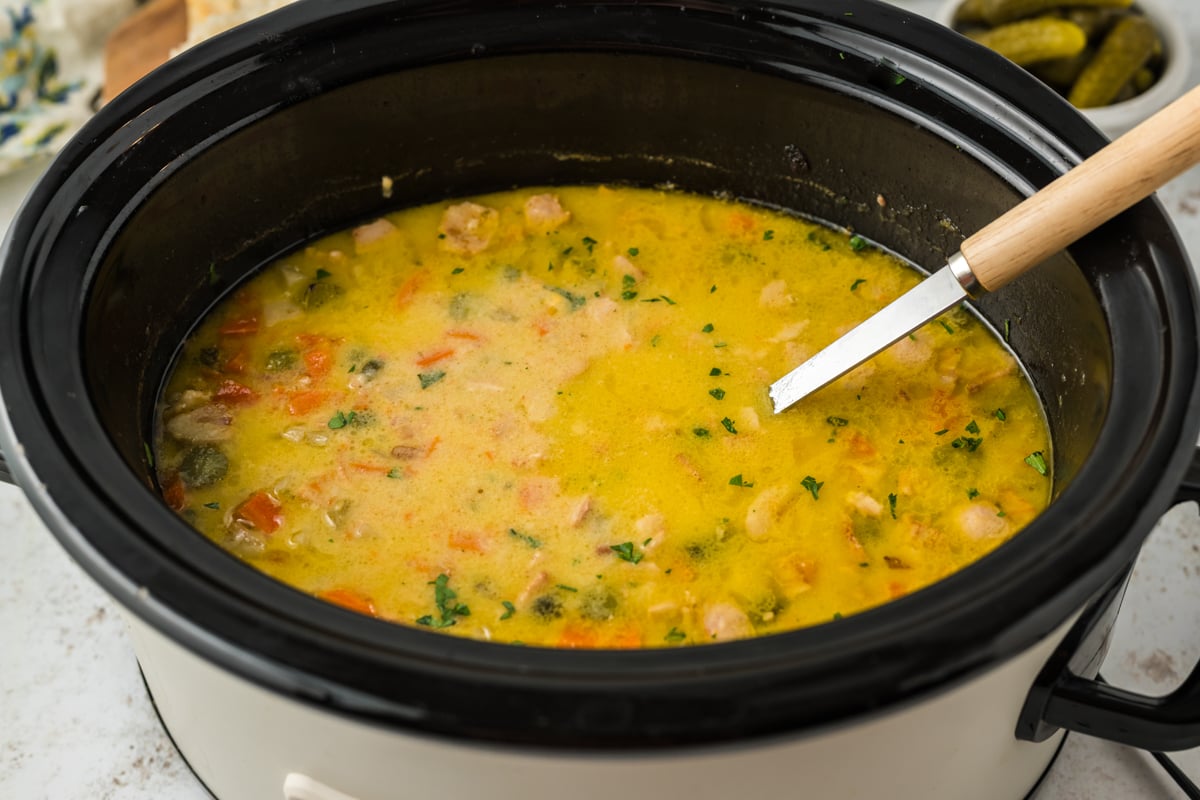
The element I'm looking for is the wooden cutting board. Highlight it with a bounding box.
[104,0,188,101]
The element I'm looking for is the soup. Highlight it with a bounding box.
[153,185,1051,647]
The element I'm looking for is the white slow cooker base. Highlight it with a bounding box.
[127,614,1073,800]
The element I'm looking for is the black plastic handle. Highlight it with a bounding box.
[1021,446,1200,752]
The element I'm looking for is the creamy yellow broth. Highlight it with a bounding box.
[154,186,1051,648]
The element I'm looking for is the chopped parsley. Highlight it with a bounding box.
[416,574,470,628]
[627,247,640,256]
[709,367,723,377]
[850,278,866,291]
[665,627,687,643]
[451,267,464,275]
[509,528,541,548]
[387,468,403,479]
[315,268,332,280]
[995,408,1007,421]
[763,230,775,241]
[562,246,574,256]
[546,285,586,309]
[728,474,755,488]
[328,410,357,429]
[556,584,578,592]
[709,388,726,400]
[849,234,867,251]
[710,285,717,293]
[967,487,980,499]
[827,416,849,427]
[621,274,638,300]
[611,542,644,564]
[934,429,949,436]
[888,493,897,519]
[702,323,714,333]
[951,437,983,452]
[965,420,980,434]
[1025,451,1049,475]
[694,427,711,438]
[939,320,955,334]
[801,475,823,500]
[721,417,738,434]
[660,295,677,305]
[499,601,516,620]
[582,236,598,254]
[418,370,446,389]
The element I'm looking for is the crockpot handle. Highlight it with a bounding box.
[1020,447,1200,751]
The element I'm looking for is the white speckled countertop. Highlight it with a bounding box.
[2,4,1200,797]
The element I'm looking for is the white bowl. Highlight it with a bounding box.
[934,0,1192,138]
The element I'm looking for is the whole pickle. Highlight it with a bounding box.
[981,0,1132,26]
[1068,15,1159,107]
[968,17,1087,66]
[1031,45,1095,90]
[954,0,988,25]
[1064,7,1127,38]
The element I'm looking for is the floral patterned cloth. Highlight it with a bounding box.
[0,0,134,173]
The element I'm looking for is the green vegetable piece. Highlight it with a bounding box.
[1069,16,1158,108]
[728,474,754,488]
[303,280,344,309]
[179,445,229,488]
[416,574,470,628]
[888,493,897,519]
[709,388,726,400]
[801,475,823,500]
[579,588,619,620]
[500,601,516,620]
[848,234,868,251]
[1025,451,1050,475]
[665,627,687,643]
[418,371,446,389]
[721,417,737,434]
[265,350,298,371]
[968,17,1088,66]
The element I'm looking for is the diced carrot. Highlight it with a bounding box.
[215,379,258,405]
[848,432,876,458]
[727,211,756,234]
[236,490,283,534]
[161,474,186,512]
[287,389,328,416]
[395,271,427,310]
[415,348,455,367]
[219,317,259,336]
[557,624,600,649]
[426,436,442,458]
[448,531,485,553]
[349,462,392,475]
[304,347,332,380]
[532,319,551,337]
[888,582,908,599]
[606,627,643,649]
[446,330,482,341]
[318,588,377,617]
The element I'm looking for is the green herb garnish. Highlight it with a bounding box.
[509,528,541,548]
[611,542,644,564]
[702,323,714,333]
[951,437,983,452]
[315,268,332,280]
[888,493,897,519]
[500,601,516,620]
[995,408,1007,421]
[801,475,823,500]
[556,584,579,592]
[939,320,954,334]
[709,388,726,400]
[547,286,586,309]
[582,235,598,254]
[628,247,639,256]
[709,367,723,377]
[721,417,738,434]
[763,230,775,241]
[827,416,849,427]
[728,474,754,488]
[387,468,403,479]
[451,267,464,275]
[967,487,980,499]
[849,234,867,251]
[850,278,866,291]
[965,420,980,434]
[1025,451,1049,475]
[665,627,687,643]
[418,371,446,389]
[416,574,470,628]
[694,428,711,438]
[328,410,357,429]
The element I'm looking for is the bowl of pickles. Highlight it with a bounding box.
[938,0,1191,137]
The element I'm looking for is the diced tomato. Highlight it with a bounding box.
[415,348,455,367]
[287,389,328,416]
[236,491,283,534]
[161,474,186,512]
[318,588,377,617]
[219,317,259,336]
[215,379,258,405]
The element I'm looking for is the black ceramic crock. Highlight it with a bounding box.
[2,0,1200,754]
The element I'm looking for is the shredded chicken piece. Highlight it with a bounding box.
[745,486,796,540]
[703,603,753,642]
[439,202,498,255]
[849,492,883,517]
[166,404,232,443]
[352,218,397,247]
[759,279,794,309]
[524,193,571,228]
[958,501,1011,540]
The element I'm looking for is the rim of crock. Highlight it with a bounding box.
[1,0,1198,750]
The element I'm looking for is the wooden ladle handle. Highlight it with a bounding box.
[960,84,1200,293]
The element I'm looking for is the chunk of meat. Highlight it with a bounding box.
[166,403,232,443]
[745,486,796,540]
[439,202,498,255]
[848,492,882,517]
[759,279,794,309]
[524,193,571,228]
[703,603,753,642]
[352,218,397,247]
[888,334,932,366]
[957,501,1011,540]
[569,496,593,527]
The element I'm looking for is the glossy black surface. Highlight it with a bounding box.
[1,0,1199,749]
